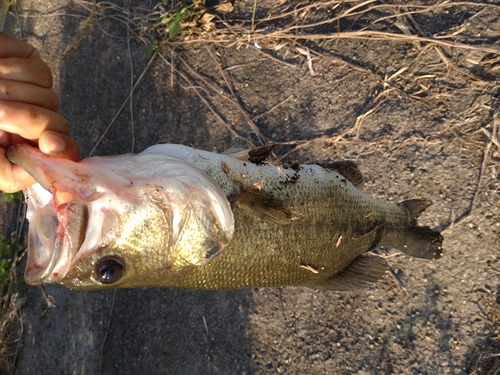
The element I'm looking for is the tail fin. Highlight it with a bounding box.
[398,199,443,260]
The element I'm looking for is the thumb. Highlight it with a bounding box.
[39,131,80,161]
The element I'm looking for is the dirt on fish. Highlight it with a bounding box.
[0,0,499,374]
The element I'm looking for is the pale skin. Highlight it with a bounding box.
[0,33,79,193]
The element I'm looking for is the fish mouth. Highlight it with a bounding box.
[24,190,89,285]
[7,145,89,285]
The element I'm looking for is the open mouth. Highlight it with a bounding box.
[23,189,89,285]
[7,144,89,285]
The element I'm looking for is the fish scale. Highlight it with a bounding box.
[147,149,417,289]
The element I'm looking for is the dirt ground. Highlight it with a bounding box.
[0,0,499,374]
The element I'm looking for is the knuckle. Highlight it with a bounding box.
[0,80,13,99]
[46,90,60,111]
[34,59,53,88]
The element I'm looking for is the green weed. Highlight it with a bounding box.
[145,36,160,59]
[146,1,208,56]
[0,232,24,294]
[2,191,22,203]
[160,2,193,37]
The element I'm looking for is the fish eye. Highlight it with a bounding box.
[95,258,124,284]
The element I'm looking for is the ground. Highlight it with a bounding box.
[0,0,499,374]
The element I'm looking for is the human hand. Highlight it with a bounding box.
[0,33,79,193]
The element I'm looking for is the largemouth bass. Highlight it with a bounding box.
[8,143,443,291]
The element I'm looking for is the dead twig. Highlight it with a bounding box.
[63,0,98,55]
[247,43,299,69]
[9,308,23,375]
[253,94,294,122]
[205,46,267,144]
[126,0,135,153]
[157,51,251,145]
[387,266,408,295]
[89,53,157,156]
[434,46,491,86]
[99,289,116,375]
[255,30,500,55]
[443,108,499,232]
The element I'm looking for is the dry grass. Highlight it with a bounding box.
[72,0,500,149]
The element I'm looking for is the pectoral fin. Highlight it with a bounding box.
[235,188,292,225]
[311,255,388,291]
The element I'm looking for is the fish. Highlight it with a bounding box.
[7,143,443,291]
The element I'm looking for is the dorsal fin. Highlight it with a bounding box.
[223,144,276,163]
[322,161,364,189]
[310,255,388,291]
[223,148,250,161]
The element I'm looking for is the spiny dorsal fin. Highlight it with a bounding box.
[235,187,292,225]
[223,148,250,161]
[311,255,388,291]
[322,161,364,189]
[223,144,276,163]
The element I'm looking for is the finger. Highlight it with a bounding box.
[0,57,53,88]
[0,33,40,59]
[0,131,35,150]
[0,100,68,140]
[39,131,80,161]
[0,79,59,111]
[0,148,35,192]
[0,129,10,148]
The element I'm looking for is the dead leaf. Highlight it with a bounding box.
[200,13,215,24]
[216,2,234,13]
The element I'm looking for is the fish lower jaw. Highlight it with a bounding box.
[25,200,89,285]
[24,239,61,285]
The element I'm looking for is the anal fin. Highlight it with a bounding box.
[311,255,388,291]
